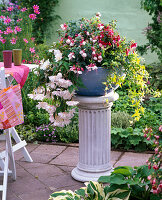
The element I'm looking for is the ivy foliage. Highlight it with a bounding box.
[138,0,162,61]
[13,0,60,44]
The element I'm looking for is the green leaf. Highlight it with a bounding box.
[112,166,132,176]
[75,188,85,197]
[98,176,111,183]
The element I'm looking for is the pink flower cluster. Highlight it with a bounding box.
[29,5,40,20]
[143,126,162,195]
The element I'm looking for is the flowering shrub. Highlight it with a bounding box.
[0,1,40,63]
[143,126,162,195]
[29,13,151,127]
[35,124,56,142]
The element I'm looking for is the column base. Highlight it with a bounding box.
[71,167,113,182]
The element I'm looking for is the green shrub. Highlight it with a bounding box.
[111,111,133,129]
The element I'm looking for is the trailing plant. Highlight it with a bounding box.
[13,0,60,44]
[138,0,162,61]
[49,181,130,200]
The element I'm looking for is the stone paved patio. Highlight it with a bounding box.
[0,142,152,200]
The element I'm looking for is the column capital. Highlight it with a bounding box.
[73,91,119,110]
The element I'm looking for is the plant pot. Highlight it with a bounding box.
[76,67,122,96]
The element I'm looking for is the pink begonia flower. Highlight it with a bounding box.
[7,6,14,12]
[21,7,27,12]
[23,38,28,43]
[34,9,40,14]
[10,38,17,44]
[4,16,11,24]
[60,23,68,31]
[17,18,22,22]
[29,47,35,53]
[29,14,37,20]
[33,5,39,10]
[14,26,22,32]
[0,30,3,34]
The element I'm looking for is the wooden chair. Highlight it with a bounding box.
[0,67,32,200]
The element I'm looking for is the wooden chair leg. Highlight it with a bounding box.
[2,141,9,200]
[10,127,33,162]
[6,129,16,181]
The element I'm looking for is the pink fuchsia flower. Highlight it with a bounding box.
[29,47,35,53]
[68,52,75,60]
[126,48,130,56]
[4,16,11,24]
[23,38,28,43]
[131,42,137,49]
[29,14,37,20]
[33,5,39,10]
[7,6,14,12]
[34,9,40,14]
[60,23,68,31]
[86,63,98,71]
[153,164,159,170]
[21,7,27,12]
[79,50,87,58]
[10,38,17,44]
[14,26,22,32]
[147,175,152,180]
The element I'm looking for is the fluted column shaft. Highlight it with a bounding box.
[71,92,119,182]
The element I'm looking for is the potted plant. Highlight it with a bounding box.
[29,13,150,127]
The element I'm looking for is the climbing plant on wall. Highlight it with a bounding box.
[138,0,162,62]
[12,0,60,44]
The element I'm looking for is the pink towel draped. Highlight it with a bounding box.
[0,62,29,88]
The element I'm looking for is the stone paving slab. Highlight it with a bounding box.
[114,152,152,167]
[0,142,153,200]
[50,147,79,166]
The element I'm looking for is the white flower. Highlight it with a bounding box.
[66,101,79,106]
[54,49,62,62]
[96,12,101,18]
[66,39,71,44]
[40,59,50,70]
[48,49,54,52]
[82,53,87,58]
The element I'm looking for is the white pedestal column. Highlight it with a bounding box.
[71,91,119,182]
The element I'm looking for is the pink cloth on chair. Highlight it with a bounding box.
[0,62,29,88]
[0,84,24,129]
